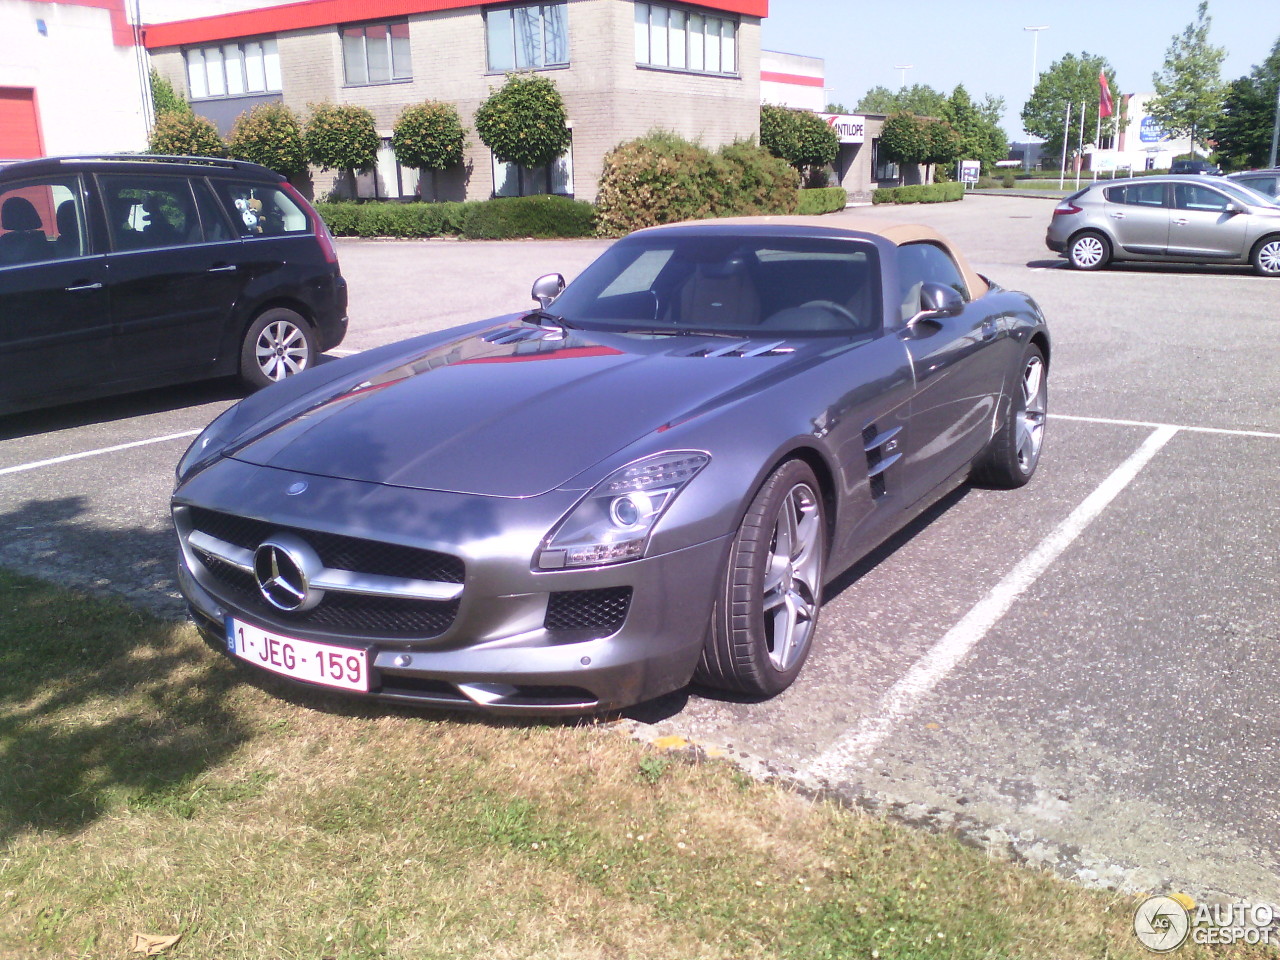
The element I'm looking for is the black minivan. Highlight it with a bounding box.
[0,155,347,414]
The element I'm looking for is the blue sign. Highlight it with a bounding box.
[1139,116,1169,143]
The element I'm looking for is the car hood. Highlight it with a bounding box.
[229,323,819,498]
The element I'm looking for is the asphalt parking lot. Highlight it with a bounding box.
[1,195,1276,904]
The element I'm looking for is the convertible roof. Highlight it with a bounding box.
[647,215,989,300]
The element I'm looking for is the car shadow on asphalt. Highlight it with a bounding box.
[1025,257,1257,278]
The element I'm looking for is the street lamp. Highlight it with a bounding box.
[893,64,913,89]
[1023,26,1048,88]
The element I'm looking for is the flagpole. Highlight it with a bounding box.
[1059,101,1071,189]
[1075,101,1085,189]
[1093,110,1101,182]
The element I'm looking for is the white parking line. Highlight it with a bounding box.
[329,348,360,356]
[1052,413,1280,440]
[0,431,200,478]
[804,425,1179,783]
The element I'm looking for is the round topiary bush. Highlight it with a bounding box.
[304,102,380,197]
[475,74,571,170]
[228,102,308,178]
[392,101,466,171]
[149,111,225,157]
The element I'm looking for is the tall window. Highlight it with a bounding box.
[486,4,568,71]
[185,39,281,99]
[492,141,573,198]
[342,21,412,85]
[634,2,736,75]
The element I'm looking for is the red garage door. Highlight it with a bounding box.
[0,88,43,159]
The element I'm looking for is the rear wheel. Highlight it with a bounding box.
[973,343,1047,488]
[240,308,316,390]
[1251,236,1280,277]
[696,460,826,698]
[1067,231,1110,271]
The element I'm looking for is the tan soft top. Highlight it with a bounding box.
[650,215,989,301]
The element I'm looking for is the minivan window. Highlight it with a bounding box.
[0,177,85,266]
[213,181,310,238]
[99,174,202,250]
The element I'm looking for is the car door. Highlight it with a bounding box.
[1168,181,1250,259]
[96,173,244,386]
[0,174,112,407]
[896,242,1010,502]
[1103,181,1170,254]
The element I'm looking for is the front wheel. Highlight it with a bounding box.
[1067,231,1110,271]
[973,343,1048,488]
[696,460,826,698]
[240,308,316,390]
[1251,236,1280,277]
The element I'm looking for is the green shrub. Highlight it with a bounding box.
[475,74,571,170]
[595,132,797,236]
[148,111,225,157]
[871,182,963,204]
[227,102,308,178]
[149,69,191,118]
[305,102,379,196]
[797,186,847,215]
[460,195,596,239]
[392,101,467,171]
[1001,173,1016,189]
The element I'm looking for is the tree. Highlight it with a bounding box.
[1147,1,1226,152]
[475,73,571,172]
[149,110,224,157]
[1021,53,1120,167]
[942,85,1007,172]
[759,104,838,179]
[392,101,466,171]
[1211,36,1280,169]
[149,68,190,119]
[878,111,928,181]
[227,102,308,178]
[304,103,380,198]
[855,84,947,118]
[825,101,849,114]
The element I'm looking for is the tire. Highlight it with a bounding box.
[696,460,826,698]
[240,308,316,390]
[1067,231,1110,271]
[1251,235,1280,277]
[974,343,1048,488]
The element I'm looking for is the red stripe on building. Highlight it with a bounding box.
[145,0,768,49]
[760,70,823,88]
[28,0,134,46]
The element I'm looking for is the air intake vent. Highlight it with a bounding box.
[862,423,902,500]
[683,340,795,358]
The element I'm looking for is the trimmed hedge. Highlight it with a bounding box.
[871,182,964,204]
[797,186,847,215]
[315,195,595,240]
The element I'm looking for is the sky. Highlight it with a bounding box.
[760,0,1279,138]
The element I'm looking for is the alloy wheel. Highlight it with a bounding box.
[761,482,823,672]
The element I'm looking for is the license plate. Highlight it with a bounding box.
[227,618,371,692]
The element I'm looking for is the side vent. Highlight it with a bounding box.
[481,325,559,345]
[684,340,795,358]
[862,423,902,500]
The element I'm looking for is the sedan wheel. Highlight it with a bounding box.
[1252,236,1280,277]
[1068,231,1110,271]
[696,460,826,697]
[973,344,1048,488]
[241,308,316,390]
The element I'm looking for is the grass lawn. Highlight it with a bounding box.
[0,568,1272,959]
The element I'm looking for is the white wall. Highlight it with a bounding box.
[0,0,148,155]
[760,49,824,111]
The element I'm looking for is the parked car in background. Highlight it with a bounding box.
[0,155,347,414]
[173,217,1050,715]
[1227,168,1280,201]
[1169,158,1223,176]
[1046,174,1280,275]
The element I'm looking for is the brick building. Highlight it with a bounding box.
[144,0,767,203]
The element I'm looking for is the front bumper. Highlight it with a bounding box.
[175,460,731,715]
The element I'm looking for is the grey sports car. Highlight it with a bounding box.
[173,217,1050,714]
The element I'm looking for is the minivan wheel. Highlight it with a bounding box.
[241,308,316,389]
[1251,236,1280,277]
[1067,231,1110,271]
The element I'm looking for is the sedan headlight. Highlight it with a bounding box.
[537,452,709,569]
[175,406,240,484]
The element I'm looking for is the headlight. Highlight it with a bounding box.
[537,451,709,569]
[175,406,239,484]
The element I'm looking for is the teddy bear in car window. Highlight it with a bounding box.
[234,196,264,234]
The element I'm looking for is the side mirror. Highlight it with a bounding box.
[531,273,565,309]
[1225,201,1246,215]
[910,282,965,324]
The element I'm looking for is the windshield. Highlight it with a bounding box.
[1216,179,1280,207]
[550,234,882,336]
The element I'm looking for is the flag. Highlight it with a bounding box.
[1098,70,1113,118]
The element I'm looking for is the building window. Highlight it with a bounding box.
[185,39,281,99]
[634,2,736,75]
[872,139,898,181]
[492,142,573,198]
[342,21,412,85]
[485,4,568,71]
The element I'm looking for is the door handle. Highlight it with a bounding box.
[981,318,999,341]
[1110,211,1126,219]
[65,281,104,292]
[207,263,238,273]
[1172,217,1189,226]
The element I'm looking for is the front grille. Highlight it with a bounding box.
[545,587,632,636]
[188,509,462,640]
[187,506,464,583]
